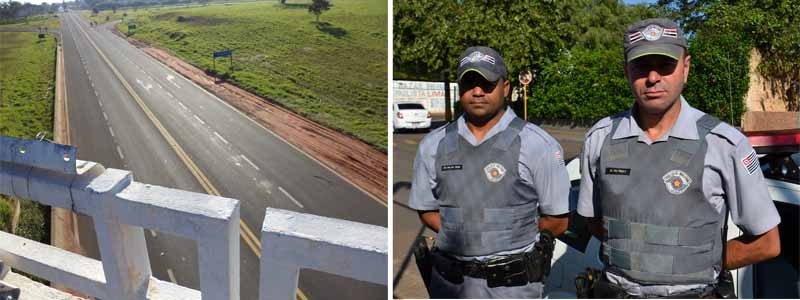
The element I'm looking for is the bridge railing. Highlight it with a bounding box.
[259,208,387,300]
[0,135,387,299]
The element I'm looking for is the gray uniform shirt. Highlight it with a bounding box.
[578,96,781,296]
[409,108,570,261]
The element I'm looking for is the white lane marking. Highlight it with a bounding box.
[166,92,174,98]
[109,126,115,137]
[98,100,102,107]
[150,229,157,237]
[166,75,181,88]
[169,67,386,205]
[156,83,163,89]
[116,146,124,159]
[135,78,153,92]
[241,154,259,171]
[94,90,99,97]
[166,268,177,284]
[214,131,229,145]
[103,112,108,121]
[178,102,188,110]
[90,81,94,88]
[193,115,205,125]
[279,186,304,208]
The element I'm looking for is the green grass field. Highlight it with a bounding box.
[0,14,61,30]
[0,32,56,243]
[108,0,387,150]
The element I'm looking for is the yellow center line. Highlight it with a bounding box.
[70,14,309,300]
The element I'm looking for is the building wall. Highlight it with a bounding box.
[745,49,792,112]
[393,80,458,116]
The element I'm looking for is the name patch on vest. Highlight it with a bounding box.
[483,163,506,183]
[441,164,463,171]
[605,167,631,176]
[662,169,692,195]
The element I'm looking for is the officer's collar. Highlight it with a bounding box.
[457,107,517,146]
[613,96,702,142]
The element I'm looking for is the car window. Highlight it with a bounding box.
[760,153,800,184]
[398,103,425,110]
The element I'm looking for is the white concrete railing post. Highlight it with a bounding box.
[259,208,388,300]
[0,136,239,299]
[260,255,300,300]
[197,207,240,300]
[74,167,153,300]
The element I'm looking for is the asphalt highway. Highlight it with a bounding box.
[60,11,386,299]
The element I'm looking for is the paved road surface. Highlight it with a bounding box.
[60,12,386,299]
[391,120,586,299]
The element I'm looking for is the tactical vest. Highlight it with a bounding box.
[598,114,724,285]
[433,117,539,257]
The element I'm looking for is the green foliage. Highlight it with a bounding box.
[0,32,55,139]
[393,0,460,80]
[660,0,800,109]
[396,0,786,125]
[683,30,751,125]
[0,198,11,231]
[10,198,48,243]
[0,32,54,244]
[114,0,388,150]
[0,14,61,29]
[308,0,331,23]
[529,47,631,122]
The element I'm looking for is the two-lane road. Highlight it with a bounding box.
[60,11,386,299]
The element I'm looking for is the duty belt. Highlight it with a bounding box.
[576,268,732,299]
[431,247,550,288]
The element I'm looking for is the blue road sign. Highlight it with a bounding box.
[213,50,232,58]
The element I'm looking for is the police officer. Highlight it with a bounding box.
[577,18,781,298]
[408,46,570,298]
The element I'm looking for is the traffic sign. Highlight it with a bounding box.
[213,49,232,58]
[519,70,532,85]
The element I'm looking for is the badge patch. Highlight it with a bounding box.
[605,168,631,176]
[741,149,758,175]
[441,164,463,172]
[484,163,506,183]
[643,25,664,41]
[662,170,692,195]
[459,51,496,67]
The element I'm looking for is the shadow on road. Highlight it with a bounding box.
[393,181,412,195]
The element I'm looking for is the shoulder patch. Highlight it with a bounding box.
[709,121,746,146]
[740,149,759,175]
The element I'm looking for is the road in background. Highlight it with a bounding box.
[391,121,586,299]
[61,12,386,299]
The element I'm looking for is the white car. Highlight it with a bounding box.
[544,132,799,298]
[393,102,432,132]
